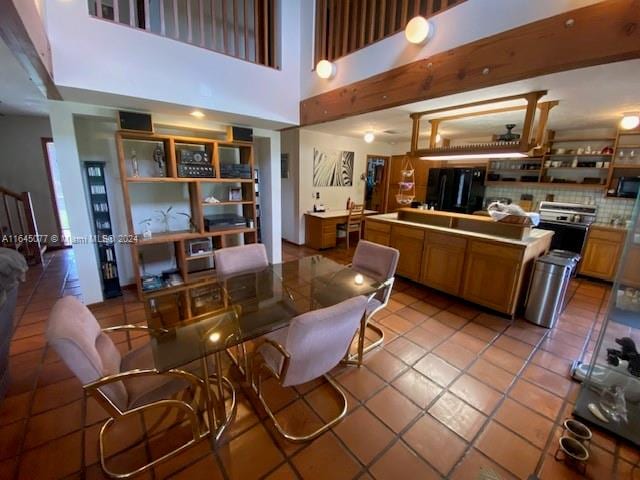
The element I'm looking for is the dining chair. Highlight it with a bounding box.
[214,243,269,378]
[251,295,368,442]
[214,243,269,280]
[46,296,204,479]
[337,203,365,249]
[348,240,399,365]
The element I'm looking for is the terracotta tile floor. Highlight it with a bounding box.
[2,243,640,479]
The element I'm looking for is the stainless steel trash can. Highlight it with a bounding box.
[525,255,574,328]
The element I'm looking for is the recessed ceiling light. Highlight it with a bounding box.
[405,16,433,45]
[190,110,205,119]
[620,113,640,130]
[316,60,336,79]
[364,131,375,143]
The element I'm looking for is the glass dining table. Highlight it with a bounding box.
[142,255,382,443]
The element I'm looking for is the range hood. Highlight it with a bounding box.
[409,91,557,160]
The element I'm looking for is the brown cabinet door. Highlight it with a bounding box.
[421,233,467,295]
[579,237,622,281]
[620,244,640,288]
[462,241,521,314]
[390,225,424,281]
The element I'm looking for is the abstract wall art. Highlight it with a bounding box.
[312,148,354,187]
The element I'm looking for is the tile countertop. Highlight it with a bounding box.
[306,209,378,218]
[590,223,630,232]
[367,213,554,247]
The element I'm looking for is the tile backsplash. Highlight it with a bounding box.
[485,186,637,224]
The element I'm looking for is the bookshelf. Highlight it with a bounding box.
[116,131,257,298]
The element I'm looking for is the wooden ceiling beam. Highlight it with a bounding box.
[0,0,61,100]
[300,0,640,126]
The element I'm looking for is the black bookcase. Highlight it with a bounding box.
[85,162,122,299]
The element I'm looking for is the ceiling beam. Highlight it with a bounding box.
[300,0,640,127]
[0,0,62,100]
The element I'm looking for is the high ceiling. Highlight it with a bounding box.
[0,38,48,116]
[305,60,640,144]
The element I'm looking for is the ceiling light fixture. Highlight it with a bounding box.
[421,152,528,161]
[316,59,336,79]
[620,113,640,130]
[435,133,442,143]
[364,131,375,143]
[405,16,433,45]
[190,110,205,119]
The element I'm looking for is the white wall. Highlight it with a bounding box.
[0,115,59,243]
[45,0,301,126]
[300,0,603,98]
[285,128,392,244]
[280,129,300,243]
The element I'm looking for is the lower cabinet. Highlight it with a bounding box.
[421,232,467,295]
[579,228,625,281]
[461,241,522,314]
[364,220,391,246]
[389,225,424,281]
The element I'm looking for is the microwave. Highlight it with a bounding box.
[616,176,640,198]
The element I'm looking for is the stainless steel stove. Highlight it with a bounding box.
[537,201,598,255]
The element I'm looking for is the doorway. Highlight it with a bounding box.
[364,155,389,212]
[41,138,71,247]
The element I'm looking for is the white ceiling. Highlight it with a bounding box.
[0,38,49,116]
[306,60,640,144]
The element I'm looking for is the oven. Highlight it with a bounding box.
[537,220,589,255]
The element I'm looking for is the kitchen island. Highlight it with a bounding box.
[364,209,554,316]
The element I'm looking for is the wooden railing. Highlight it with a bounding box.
[0,187,43,265]
[314,0,467,63]
[88,0,278,68]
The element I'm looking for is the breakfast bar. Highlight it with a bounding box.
[364,208,554,316]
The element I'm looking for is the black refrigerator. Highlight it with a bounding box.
[426,167,486,214]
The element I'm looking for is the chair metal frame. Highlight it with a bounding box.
[344,276,396,366]
[83,325,208,479]
[250,339,348,443]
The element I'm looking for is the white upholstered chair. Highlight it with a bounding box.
[214,243,269,280]
[348,240,400,365]
[46,296,204,479]
[252,295,368,442]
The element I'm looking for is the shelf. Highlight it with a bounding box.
[136,227,257,245]
[487,169,541,173]
[485,181,606,190]
[617,144,640,148]
[126,177,187,183]
[612,165,640,169]
[186,252,215,261]
[201,201,254,206]
[543,167,609,170]
[544,153,613,157]
[549,137,616,142]
[126,176,254,183]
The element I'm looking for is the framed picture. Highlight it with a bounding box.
[229,187,242,201]
[313,148,354,187]
[281,153,289,179]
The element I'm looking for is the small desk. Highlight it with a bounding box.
[305,209,378,250]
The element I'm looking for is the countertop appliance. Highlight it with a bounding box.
[426,167,486,214]
[613,176,640,198]
[536,201,597,255]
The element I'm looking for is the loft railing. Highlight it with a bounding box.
[0,187,43,265]
[88,0,278,68]
[314,0,467,64]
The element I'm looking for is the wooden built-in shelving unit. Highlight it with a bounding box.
[116,131,257,298]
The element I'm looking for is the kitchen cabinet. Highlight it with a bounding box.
[421,232,467,295]
[462,241,522,314]
[579,227,626,281]
[364,220,391,245]
[390,225,424,281]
